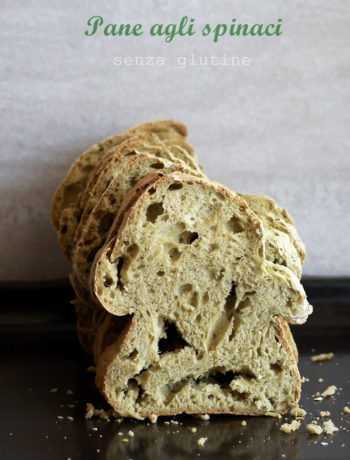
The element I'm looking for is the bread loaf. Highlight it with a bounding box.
[92,173,311,419]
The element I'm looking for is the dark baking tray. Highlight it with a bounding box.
[1,279,349,460]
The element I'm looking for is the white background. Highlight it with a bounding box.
[1,0,349,281]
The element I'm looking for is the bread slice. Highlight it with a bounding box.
[51,120,188,231]
[74,188,301,366]
[91,173,312,419]
[57,134,199,261]
[73,153,203,286]
[90,192,303,365]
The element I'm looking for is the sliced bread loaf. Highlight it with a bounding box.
[91,173,311,419]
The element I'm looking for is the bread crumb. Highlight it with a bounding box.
[321,442,328,446]
[66,389,74,395]
[171,420,179,425]
[280,420,300,434]
[343,406,350,414]
[67,416,74,421]
[197,437,208,447]
[87,366,96,373]
[323,420,339,435]
[128,430,134,437]
[85,403,95,419]
[50,388,58,393]
[92,427,98,431]
[96,408,111,420]
[118,432,123,436]
[314,397,323,401]
[265,411,282,419]
[321,385,337,397]
[190,427,197,433]
[149,414,158,423]
[67,404,75,409]
[57,416,64,420]
[318,378,324,383]
[121,438,129,443]
[320,411,330,417]
[241,420,247,426]
[311,353,334,362]
[290,407,306,418]
[164,421,169,425]
[306,423,323,435]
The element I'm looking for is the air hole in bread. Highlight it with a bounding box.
[98,213,114,236]
[109,197,116,205]
[104,274,114,288]
[146,202,164,223]
[226,215,244,233]
[157,270,165,277]
[126,348,139,360]
[150,162,164,169]
[148,187,156,195]
[168,182,183,191]
[179,284,192,295]
[60,225,67,235]
[169,247,181,262]
[270,362,282,373]
[224,282,237,313]
[116,258,124,290]
[178,231,199,244]
[126,243,139,258]
[209,243,219,252]
[202,292,209,304]
[190,291,199,308]
[158,320,189,354]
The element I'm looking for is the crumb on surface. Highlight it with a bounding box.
[314,397,323,401]
[241,420,247,426]
[149,414,158,423]
[87,366,96,373]
[320,411,330,417]
[311,353,334,362]
[197,414,210,421]
[121,438,129,443]
[50,388,58,393]
[323,420,339,435]
[128,430,134,437]
[280,420,300,434]
[343,406,350,414]
[92,427,98,431]
[321,385,337,397]
[190,427,197,433]
[197,437,208,447]
[66,389,74,395]
[321,442,328,446]
[67,416,74,421]
[57,416,64,420]
[318,378,324,383]
[306,423,323,435]
[290,407,306,418]
[85,403,95,419]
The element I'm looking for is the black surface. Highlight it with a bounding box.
[1,280,350,460]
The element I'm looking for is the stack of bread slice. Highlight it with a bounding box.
[51,120,312,420]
